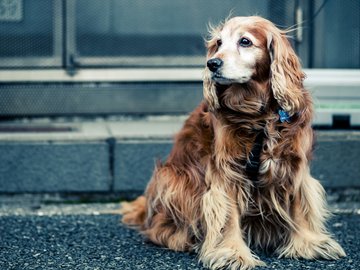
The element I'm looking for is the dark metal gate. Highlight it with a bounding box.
[0,0,359,117]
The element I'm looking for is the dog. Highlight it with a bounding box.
[120,16,346,269]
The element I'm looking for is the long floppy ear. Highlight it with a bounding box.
[202,24,223,111]
[203,70,220,111]
[268,30,306,116]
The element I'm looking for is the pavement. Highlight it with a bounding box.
[1,189,360,270]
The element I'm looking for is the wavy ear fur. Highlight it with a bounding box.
[202,23,224,111]
[268,29,306,116]
[203,68,219,111]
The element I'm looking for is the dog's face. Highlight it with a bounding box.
[204,16,305,116]
[207,17,270,85]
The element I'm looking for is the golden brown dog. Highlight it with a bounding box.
[120,16,346,269]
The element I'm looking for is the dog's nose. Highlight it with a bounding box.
[207,58,223,72]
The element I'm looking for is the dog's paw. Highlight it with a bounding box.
[278,232,346,260]
[201,248,265,270]
[119,196,146,226]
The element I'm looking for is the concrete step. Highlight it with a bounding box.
[0,117,359,196]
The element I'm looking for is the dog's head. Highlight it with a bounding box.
[203,16,305,116]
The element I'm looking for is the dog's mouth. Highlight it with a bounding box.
[211,73,232,95]
[211,72,234,86]
[211,72,232,84]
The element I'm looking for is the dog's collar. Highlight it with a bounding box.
[278,109,291,123]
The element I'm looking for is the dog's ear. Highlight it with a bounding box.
[202,25,223,111]
[206,36,219,58]
[268,30,306,116]
[203,69,220,111]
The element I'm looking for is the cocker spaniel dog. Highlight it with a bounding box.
[120,16,345,269]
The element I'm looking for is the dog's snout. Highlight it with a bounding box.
[207,58,223,72]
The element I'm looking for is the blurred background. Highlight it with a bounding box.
[0,0,359,195]
[0,0,359,117]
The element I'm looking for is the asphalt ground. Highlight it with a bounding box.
[0,200,359,270]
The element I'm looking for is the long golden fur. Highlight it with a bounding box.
[120,16,345,269]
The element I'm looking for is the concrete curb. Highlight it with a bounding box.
[0,119,359,195]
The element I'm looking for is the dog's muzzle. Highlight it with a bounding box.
[207,58,233,86]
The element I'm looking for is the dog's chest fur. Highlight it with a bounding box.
[212,118,294,249]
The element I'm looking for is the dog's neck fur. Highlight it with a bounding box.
[214,80,276,130]
[210,80,280,184]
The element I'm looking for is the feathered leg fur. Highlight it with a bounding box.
[200,165,265,269]
[277,172,346,260]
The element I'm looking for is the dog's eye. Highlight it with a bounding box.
[239,37,252,47]
[216,39,222,48]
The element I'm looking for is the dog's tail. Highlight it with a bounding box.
[119,195,147,227]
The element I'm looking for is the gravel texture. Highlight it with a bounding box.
[0,212,359,270]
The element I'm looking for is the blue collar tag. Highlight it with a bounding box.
[278,109,291,123]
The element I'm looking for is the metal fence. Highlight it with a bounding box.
[0,0,359,118]
[1,0,358,70]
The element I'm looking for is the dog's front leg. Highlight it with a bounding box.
[199,165,265,270]
[278,174,346,260]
